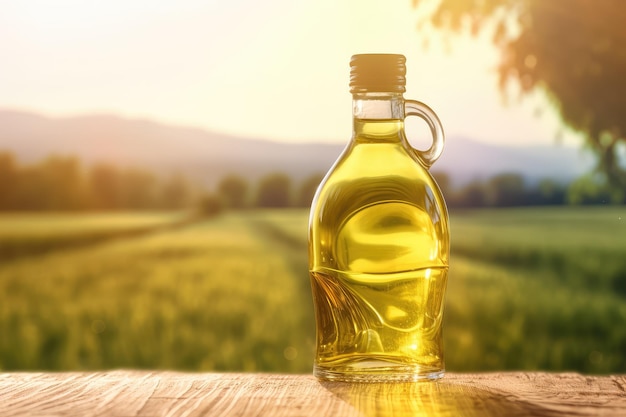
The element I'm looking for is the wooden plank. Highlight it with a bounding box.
[0,372,624,417]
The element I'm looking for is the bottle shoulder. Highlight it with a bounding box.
[311,142,449,230]
[319,142,442,195]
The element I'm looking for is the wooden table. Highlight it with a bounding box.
[1,371,624,416]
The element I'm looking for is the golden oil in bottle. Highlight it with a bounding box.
[309,54,449,382]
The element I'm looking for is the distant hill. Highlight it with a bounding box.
[0,109,594,187]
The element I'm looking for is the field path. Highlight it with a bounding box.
[243,211,314,341]
[244,211,310,294]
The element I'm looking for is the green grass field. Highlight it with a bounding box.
[0,211,191,261]
[447,207,626,373]
[0,207,624,373]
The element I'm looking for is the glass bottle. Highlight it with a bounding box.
[308,54,450,382]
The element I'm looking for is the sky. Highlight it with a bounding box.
[0,0,584,148]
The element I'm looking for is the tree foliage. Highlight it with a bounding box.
[297,173,324,208]
[566,173,624,205]
[255,173,292,208]
[218,174,249,209]
[0,152,18,209]
[414,0,626,188]
[160,173,192,210]
[197,193,223,217]
[487,173,526,206]
[1,150,620,211]
[0,151,193,211]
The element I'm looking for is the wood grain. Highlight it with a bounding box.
[0,372,624,417]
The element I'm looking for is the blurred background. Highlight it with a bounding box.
[0,0,624,374]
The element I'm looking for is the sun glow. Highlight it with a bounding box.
[0,0,581,146]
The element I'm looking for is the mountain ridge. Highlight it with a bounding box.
[0,109,594,187]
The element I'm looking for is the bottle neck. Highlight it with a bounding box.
[352,92,404,120]
[352,92,405,142]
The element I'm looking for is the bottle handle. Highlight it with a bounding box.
[404,99,445,168]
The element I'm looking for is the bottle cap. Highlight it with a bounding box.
[349,54,406,93]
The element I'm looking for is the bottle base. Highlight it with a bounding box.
[314,364,444,383]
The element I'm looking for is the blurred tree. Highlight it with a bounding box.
[160,173,191,210]
[456,180,487,207]
[0,153,200,211]
[414,0,626,189]
[118,168,157,210]
[432,171,452,199]
[15,165,46,210]
[217,174,249,209]
[0,152,18,210]
[89,163,121,210]
[12,156,86,210]
[567,173,624,205]
[255,173,292,208]
[39,156,86,210]
[197,193,223,217]
[536,178,566,205]
[486,173,526,206]
[297,173,324,208]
